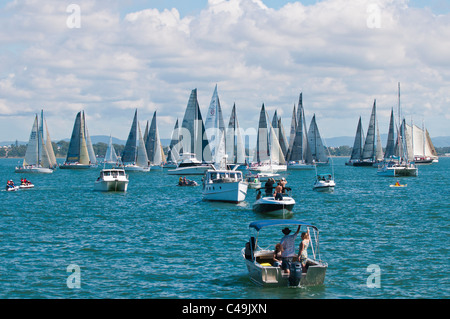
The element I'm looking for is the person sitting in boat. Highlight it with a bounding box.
[280,225,301,275]
[273,183,283,201]
[395,181,400,186]
[273,243,283,267]
[245,237,256,261]
[183,177,187,185]
[256,190,261,200]
[179,177,183,186]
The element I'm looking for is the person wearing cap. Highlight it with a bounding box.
[279,225,301,275]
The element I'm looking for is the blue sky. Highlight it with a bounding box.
[0,0,449,143]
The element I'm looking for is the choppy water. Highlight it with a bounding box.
[0,157,448,299]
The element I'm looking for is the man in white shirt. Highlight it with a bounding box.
[280,225,301,275]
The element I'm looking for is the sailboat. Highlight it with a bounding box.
[377,83,417,177]
[164,119,181,168]
[15,111,55,174]
[103,135,119,165]
[407,121,438,164]
[119,109,150,172]
[287,93,315,170]
[145,111,165,171]
[250,104,286,173]
[346,100,381,166]
[226,103,247,169]
[307,114,329,166]
[168,89,213,175]
[60,111,97,169]
[204,84,226,167]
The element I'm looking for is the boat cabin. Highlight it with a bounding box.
[204,170,244,184]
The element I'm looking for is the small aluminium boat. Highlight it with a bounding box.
[94,168,129,192]
[242,219,328,287]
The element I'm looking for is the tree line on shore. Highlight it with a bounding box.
[1,140,449,159]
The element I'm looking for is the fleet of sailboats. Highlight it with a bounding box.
[12,85,439,198]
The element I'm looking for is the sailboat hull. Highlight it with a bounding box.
[377,163,418,177]
[60,163,96,169]
[15,166,53,174]
[287,162,315,170]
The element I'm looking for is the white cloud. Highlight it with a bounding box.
[0,0,449,144]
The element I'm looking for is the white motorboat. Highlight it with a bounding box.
[313,174,335,192]
[242,219,328,287]
[202,167,248,203]
[246,176,262,189]
[252,194,295,216]
[167,153,213,176]
[377,161,417,177]
[94,168,129,192]
[5,185,19,192]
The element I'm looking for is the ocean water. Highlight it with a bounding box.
[0,157,448,299]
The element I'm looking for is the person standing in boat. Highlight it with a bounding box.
[280,225,301,275]
[298,229,310,273]
[264,178,275,196]
[273,182,283,200]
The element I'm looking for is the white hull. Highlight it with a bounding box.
[249,164,287,173]
[122,165,150,172]
[15,166,53,174]
[287,162,315,170]
[252,196,295,216]
[94,169,129,192]
[377,163,418,177]
[149,165,163,171]
[167,165,212,175]
[94,180,128,192]
[202,181,248,203]
[19,184,35,189]
[313,180,335,192]
[5,186,19,192]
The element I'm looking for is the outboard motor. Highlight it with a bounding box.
[288,262,303,286]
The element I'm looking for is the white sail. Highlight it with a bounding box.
[23,115,39,167]
[104,135,119,163]
[307,114,328,164]
[84,112,97,164]
[136,121,149,168]
[204,84,225,164]
[44,118,57,167]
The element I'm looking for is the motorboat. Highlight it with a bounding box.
[19,179,35,189]
[94,168,129,192]
[177,177,198,186]
[246,175,262,189]
[252,193,295,217]
[167,153,213,176]
[242,219,328,287]
[248,162,287,173]
[5,184,19,192]
[377,161,417,177]
[313,174,335,192]
[202,167,248,203]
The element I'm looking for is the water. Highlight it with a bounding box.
[0,157,448,299]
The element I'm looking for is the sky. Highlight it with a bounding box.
[0,0,449,145]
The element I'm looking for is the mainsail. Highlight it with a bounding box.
[384,109,396,159]
[167,119,181,164]
[226,103,246,164]
[255,103,270,163]
[122,109,149,167]
[146,111,165,165]
[180,89,211,162]
[104,135,119,164]
[285,104,297,160]
[287,93,313,164]
[307,114,328,164]
[66,111,91,165]
[361,100,376,161]
[349,117,364,162]
[204,85,226,164]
